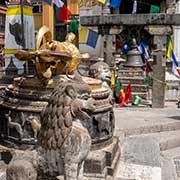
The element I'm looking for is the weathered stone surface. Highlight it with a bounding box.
[80,14,180,26]
[121,136,161,167]
[115,161,161,180]
[84,137,120,178]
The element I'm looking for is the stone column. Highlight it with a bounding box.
[145,26,172,108]
[152,35,166,108]
[174,0,180,60]
[103,5,117,66]
[104,35,114,66]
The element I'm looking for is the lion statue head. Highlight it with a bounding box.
[89,62,112,85]
[39,79,96,150]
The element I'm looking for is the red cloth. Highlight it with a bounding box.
[116,89,126,108]
[125,84,132,104]
[58,5,71,23]
[146,61,151,76]
[116,39,121,50]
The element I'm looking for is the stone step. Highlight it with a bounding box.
[161,147,180,180]
[116,121,180,137]
[129,130,180,151]
[115,104,180,136]
[161,147,180,158]
[118,77,145,85]
[119,69,143,72]
[123,84,148,93]
[131,92,148,100]
[119,72,144,77]
[114,136,161,180]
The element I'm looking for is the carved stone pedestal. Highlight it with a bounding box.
[56,137,120,180]
[84,137,120,179]
[0,75,120,179]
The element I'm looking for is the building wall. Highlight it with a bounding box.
[79,5,103,59]
[0,5,7,47]
[8,0,42,32]
[32,0,42,31]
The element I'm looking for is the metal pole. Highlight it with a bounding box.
[20,0,25,49]
[20,0,29,75]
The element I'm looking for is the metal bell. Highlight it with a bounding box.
[124,38,144,67]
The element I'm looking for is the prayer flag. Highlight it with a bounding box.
[115,79,122,97]
[110,70,115,89]
[172,51,180,77]
[86,29,99,48]
[125,84,132,104]
[110,0,122,9]
[166,36,180,77]
[52,0,64,8]
[144,74,153,85]
[58,5,71,23]
[150,5,160,14]
[98,0,106,4]
[132,95,142,105]
[138,40,150,60]
[166,36,173,59]
[138,40,151,74]
[44,0,52,5]
[5,5,35,55]
[116,89,126,108]
[79,26,88,43]
[146,61,151,76]
[68,16,79,33]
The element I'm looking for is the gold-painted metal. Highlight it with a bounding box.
[15,26,90,83]
[79,0,98,7]
[36,25,52,50]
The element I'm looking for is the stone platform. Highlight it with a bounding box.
[114,102,180,180]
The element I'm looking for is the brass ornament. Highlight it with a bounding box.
[79,0,98,7]
[14,26,90,84]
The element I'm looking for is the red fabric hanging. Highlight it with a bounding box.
[125,84,132,104]
[58,5,71,23]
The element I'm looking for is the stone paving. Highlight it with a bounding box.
[0,102,180,180]
[114,102,180,180]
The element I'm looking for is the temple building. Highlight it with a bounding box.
[0,4,7,47]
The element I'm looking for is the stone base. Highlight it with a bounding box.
[84,137,120,179]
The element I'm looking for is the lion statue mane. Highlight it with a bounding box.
[6,79,96,180]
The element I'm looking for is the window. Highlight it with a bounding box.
[32,1,42,13]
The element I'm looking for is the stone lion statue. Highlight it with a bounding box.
[6,79,95,180]
[89,62,112,88]
[89,62,115,138]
